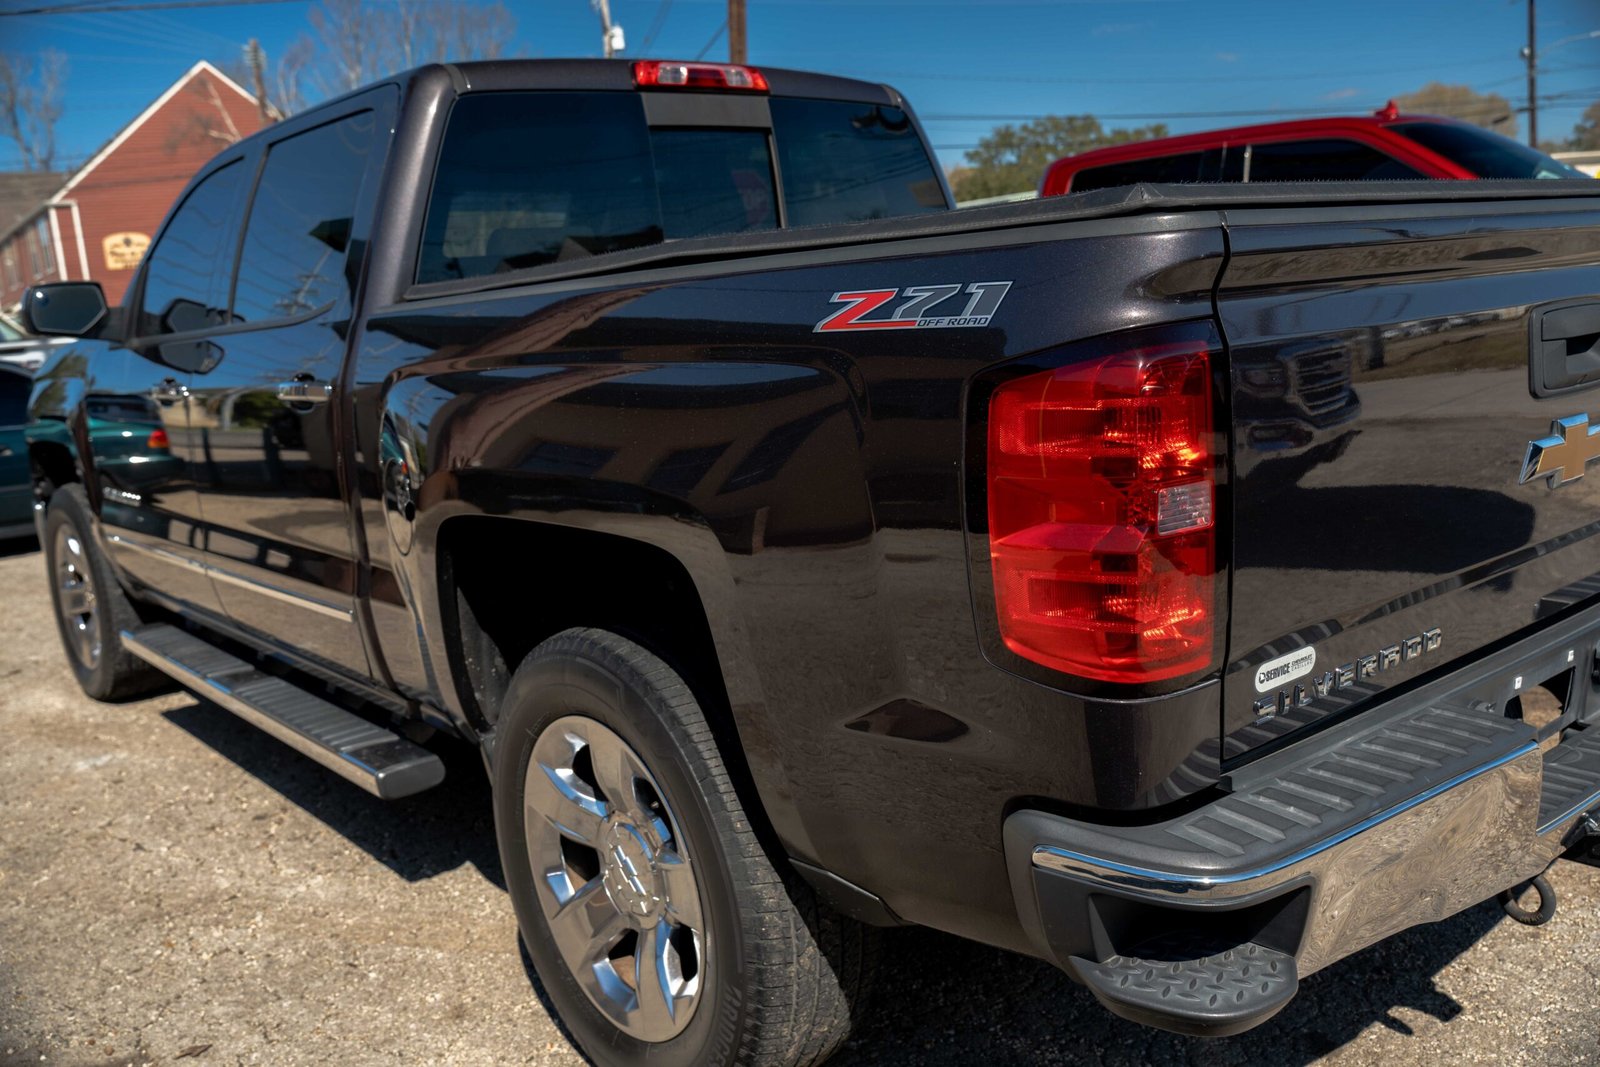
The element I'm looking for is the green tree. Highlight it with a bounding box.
[956,115,1168,200]
[1394,82,1517,137]
[1561,100,1600,151]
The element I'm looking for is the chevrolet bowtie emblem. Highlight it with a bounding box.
[1522,414,1600,487]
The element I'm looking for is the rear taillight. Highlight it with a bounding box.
[146,428,170,451]
[986,338,1217,683]
[632,60,769,92]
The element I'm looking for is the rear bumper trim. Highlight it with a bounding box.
[1032,739,1542,897]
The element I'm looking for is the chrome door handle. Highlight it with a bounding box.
[151,377,188,402]
[277,379,333,404]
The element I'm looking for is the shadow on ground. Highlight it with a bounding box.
[160,689,1517,1066]
[161,699,504,889]
[832,903,1506,1066]
[0,533,39,559]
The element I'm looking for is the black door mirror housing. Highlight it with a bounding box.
[22,282,109,338]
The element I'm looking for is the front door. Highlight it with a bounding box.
[187,104,388,675]
[103,155,250,615]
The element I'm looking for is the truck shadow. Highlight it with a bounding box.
[833,906,1504,1066]
[160,698,505,889]
[0,533,39,559]
[158,694,1523,1066]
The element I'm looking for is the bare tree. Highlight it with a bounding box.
[0,49,66,171]
[284,0,516,104]
[272,38,313,117]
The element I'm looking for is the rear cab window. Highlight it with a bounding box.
[417,89,948,284]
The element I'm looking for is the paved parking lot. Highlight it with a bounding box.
[1,535,1597,1067]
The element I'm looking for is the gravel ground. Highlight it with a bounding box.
[1,536,1597,1067]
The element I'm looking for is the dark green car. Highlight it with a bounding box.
[0,363,33,539]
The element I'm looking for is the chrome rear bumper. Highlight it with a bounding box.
[1006,601,1600,1035]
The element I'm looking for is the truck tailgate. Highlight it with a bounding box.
[1218,197,1600,760]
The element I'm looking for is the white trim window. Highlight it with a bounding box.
[35,217,55,277]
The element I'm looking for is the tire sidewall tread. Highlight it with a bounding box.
[491,627,873,1067]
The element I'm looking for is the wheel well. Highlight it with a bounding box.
[30,439,77,498]
[438,516,780,844]
[439,516,736,738]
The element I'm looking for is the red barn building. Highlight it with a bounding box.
[0,61,267,313]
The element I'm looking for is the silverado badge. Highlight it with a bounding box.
[1521,414,1600,488]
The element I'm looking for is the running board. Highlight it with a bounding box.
[121,623,445,799]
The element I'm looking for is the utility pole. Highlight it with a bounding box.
[1523,0,1538,146]
[728,0,747,64]
[594,0,624,58]
[245,38,272,123]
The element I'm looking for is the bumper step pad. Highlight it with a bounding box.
[121,623,444,799]
[1540,724,1600,831]
[1069,938,1297,1037]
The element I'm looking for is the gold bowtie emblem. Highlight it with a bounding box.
[1522,414,1600,487]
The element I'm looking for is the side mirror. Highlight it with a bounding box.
[22,282,108,338]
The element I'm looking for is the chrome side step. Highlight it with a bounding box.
[122,623,445,799]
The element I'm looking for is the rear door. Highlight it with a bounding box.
[1218,195,1600,759]
[187,94,392,674]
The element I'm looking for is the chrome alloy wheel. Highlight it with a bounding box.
[524,715,707,1042]
[53,525,100,669]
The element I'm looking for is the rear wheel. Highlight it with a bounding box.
[492,627,876,1067]
[44,484,162,700]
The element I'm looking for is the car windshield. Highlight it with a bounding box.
[0,316,24,343]
[1391,122,1588,180]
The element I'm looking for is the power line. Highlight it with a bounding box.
[694,19,726,62]
[829,53,1541,88]
[638,0,674,55]
[0,0,298,14]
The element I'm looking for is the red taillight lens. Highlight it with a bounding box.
[146,428,170,451]
[987,340,1216,683]
[632,60,769,92]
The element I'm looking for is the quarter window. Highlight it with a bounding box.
[138,160,245,336]
[233,111,377,324]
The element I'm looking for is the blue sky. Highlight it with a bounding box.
[0,0,1596,173]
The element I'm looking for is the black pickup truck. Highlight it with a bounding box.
[21,58,1600,1065]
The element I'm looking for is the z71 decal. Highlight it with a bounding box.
[814,281,1013,333]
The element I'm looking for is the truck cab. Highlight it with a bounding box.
[1041,104,1590,195]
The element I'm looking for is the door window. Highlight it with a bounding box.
[1245,139,1425,181]
[233,112,378,324]
[0,370,28,426]
[138,160,245,336]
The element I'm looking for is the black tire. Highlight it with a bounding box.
[492,627,876,1067]
[43,484,163,701]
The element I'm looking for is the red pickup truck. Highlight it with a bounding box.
[1042,104,1589,195]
